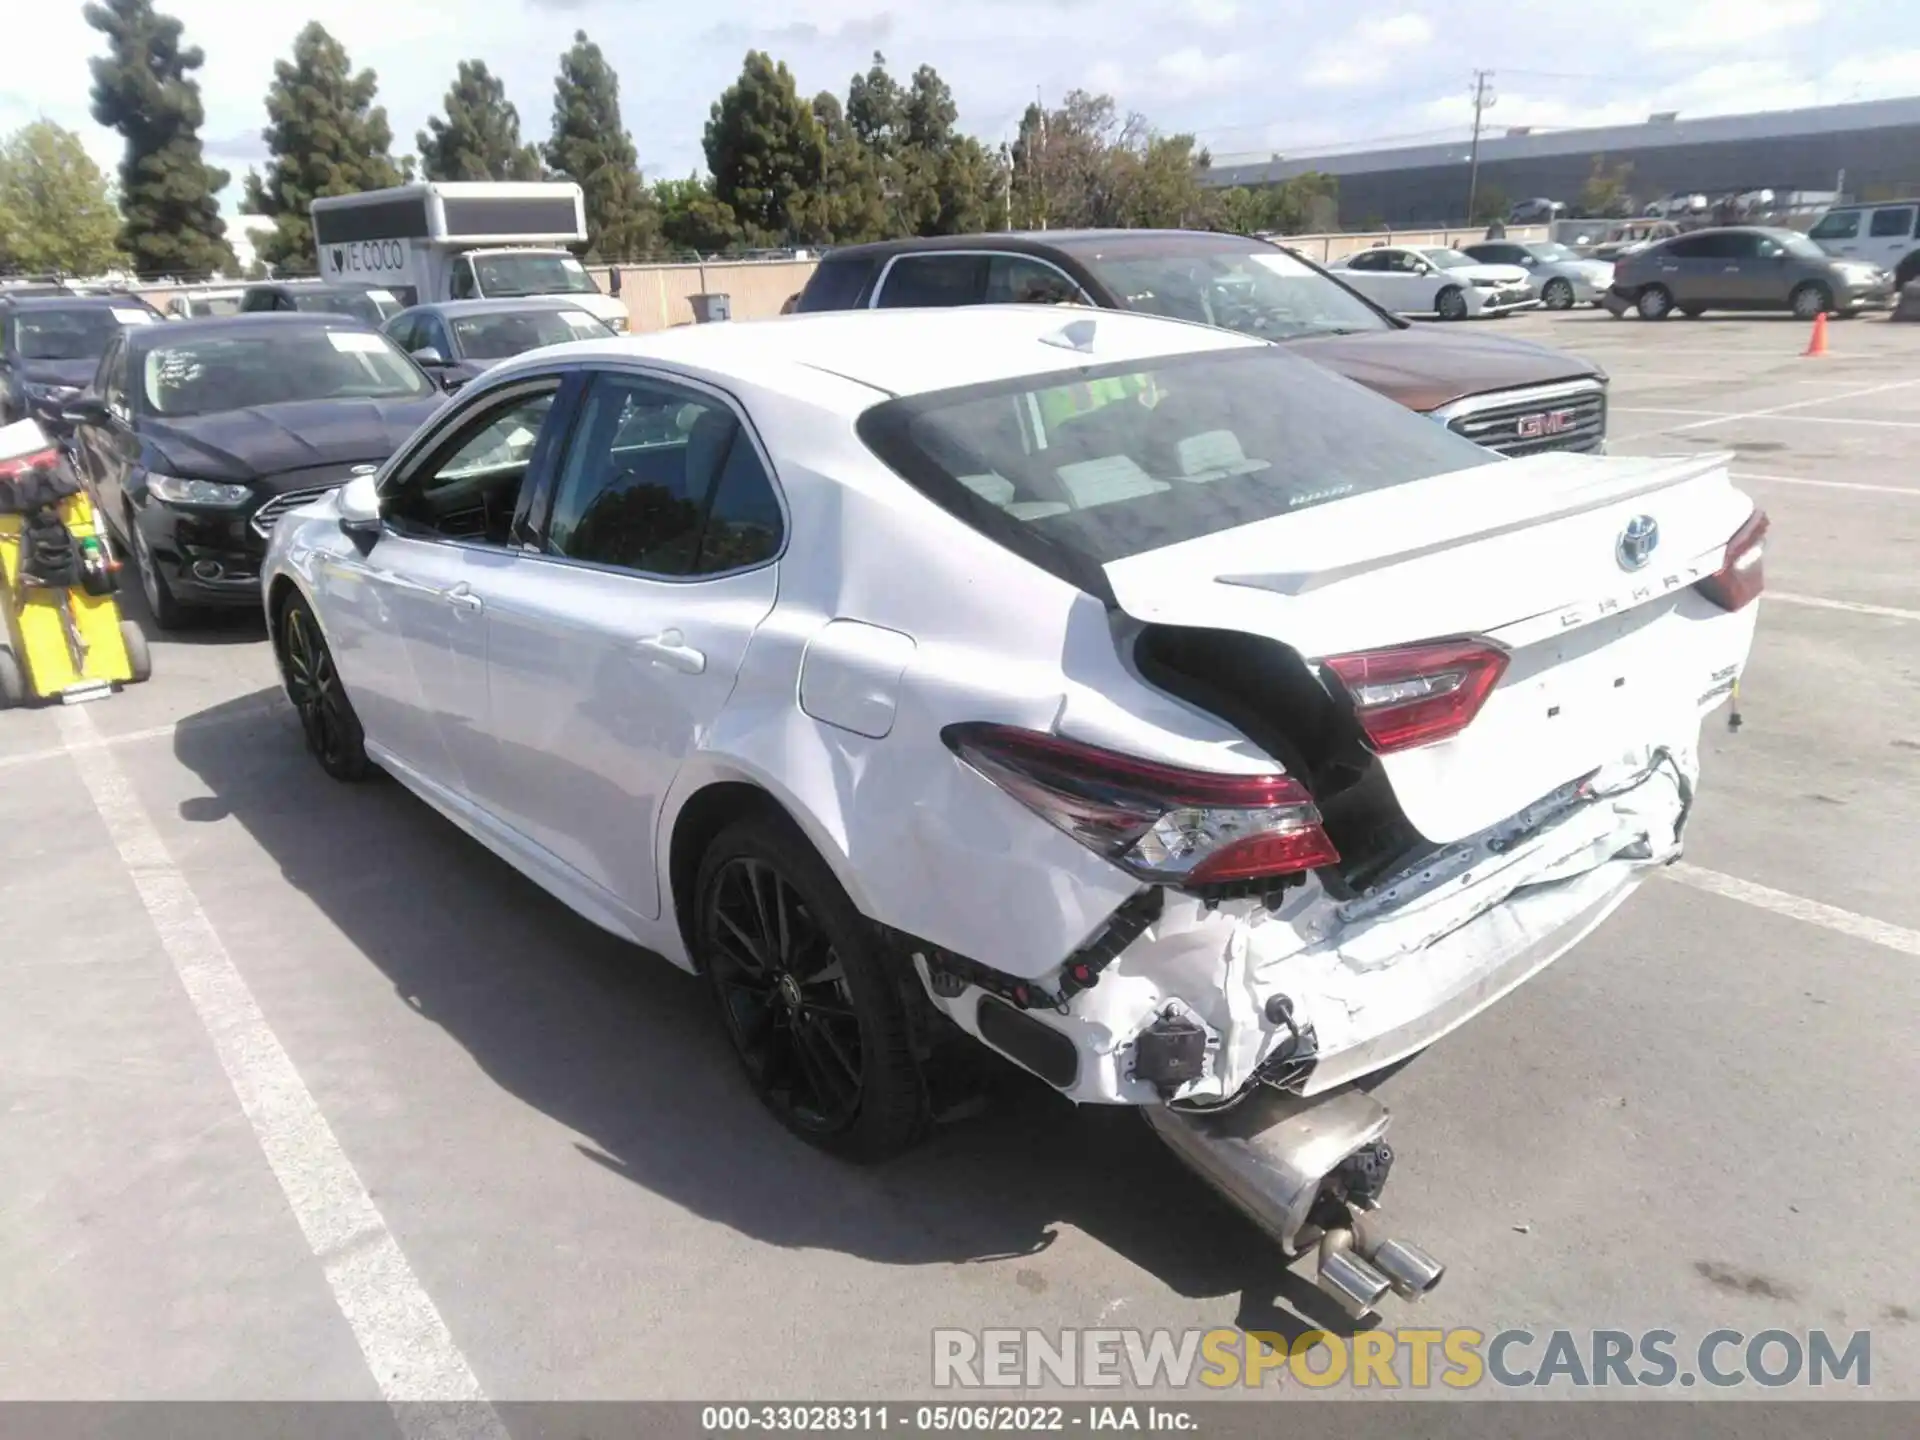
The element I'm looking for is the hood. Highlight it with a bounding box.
[17,360,99,391]
[144,395,444,484]
[1286,326,1602,413]
[1449,263,1529,284]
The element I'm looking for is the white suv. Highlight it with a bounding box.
[1808,200,1920,290]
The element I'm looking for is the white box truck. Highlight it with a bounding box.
[309,181,630,332]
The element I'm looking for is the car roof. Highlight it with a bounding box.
[484,304,1260,402]
[125,313,381,345]
[1,293,155,311]
[402,297,590,319]
[818,229,1272,263]
[247,280,379,294]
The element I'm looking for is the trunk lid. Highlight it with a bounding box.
[1103,451,1757,843]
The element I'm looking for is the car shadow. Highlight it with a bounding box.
[172,688,1365,1345]
[113,571,267,647]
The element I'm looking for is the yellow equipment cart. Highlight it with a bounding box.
[0,434,150,707]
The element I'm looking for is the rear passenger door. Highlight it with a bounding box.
[478,369,784,922]
[1867,205,1917,271]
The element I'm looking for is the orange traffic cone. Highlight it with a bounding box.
[1803,310,1829,357]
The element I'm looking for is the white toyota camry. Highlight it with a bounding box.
[262,306,1764,1315]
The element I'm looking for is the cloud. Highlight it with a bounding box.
[1359,13,1435,47]
[1086,59,1128,94]
[701,15,895,49]
[1644,0,1821,51]
[1300,13,1436,89]
[1186,0,1239,26]
[1155,47,1250,99]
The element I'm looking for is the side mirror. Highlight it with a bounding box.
[337,472,382,535]
[410,346,447,367]
[63,395,110,427]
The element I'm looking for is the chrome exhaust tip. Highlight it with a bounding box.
[1368,1237,1446,1300]
[1315,1229,1393,1320]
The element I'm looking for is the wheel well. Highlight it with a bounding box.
[1897,255,1920,289]
[265,576,300,674]
[667,781,803,966]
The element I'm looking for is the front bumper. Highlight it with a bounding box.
[916,747,1696,1107]
[129,493,274,607]
[1468,285,1538,315]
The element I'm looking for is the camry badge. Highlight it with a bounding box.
[1617,514,1659,571]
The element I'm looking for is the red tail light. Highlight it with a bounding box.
[1322,638,1509,753]
[1696,508,1768,612]
[0,447,60,480]
[943,723,1339,887]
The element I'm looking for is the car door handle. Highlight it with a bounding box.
[634,630,706,674]
[440,583,484,615]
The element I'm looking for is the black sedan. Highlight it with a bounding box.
[383,297,613,391]
[0,293,165,428]
[64,314,445,628]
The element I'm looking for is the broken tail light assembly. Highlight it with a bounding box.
[1320,638,1510,754]
[941,723,1340,889]
[1696,508,1768,612]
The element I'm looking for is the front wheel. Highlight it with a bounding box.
[126,511,194,631]
[1542,277,1575,310]
[281,593,370,781]
[0,646,24,708]
[119,620,151,684]
[1435,286,1468,321]
[1637,286,1674,321]
[1790,282,1832,320]
[696,816,929,1161]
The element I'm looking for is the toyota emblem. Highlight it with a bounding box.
[1616,514,1660,571]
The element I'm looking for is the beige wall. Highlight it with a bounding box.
[593,260,818,331]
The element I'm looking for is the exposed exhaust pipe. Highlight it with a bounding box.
[1143,1085,1445,1321]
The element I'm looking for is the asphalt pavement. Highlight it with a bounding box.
[2,306,1916,1415]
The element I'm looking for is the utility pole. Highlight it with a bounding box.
[1465,69,1496,227]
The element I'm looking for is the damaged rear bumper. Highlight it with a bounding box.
[912,746,1694,1106]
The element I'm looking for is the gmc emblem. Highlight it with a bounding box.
[1516,409,1574,439]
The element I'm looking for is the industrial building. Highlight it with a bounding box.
[1205,95,1920,228]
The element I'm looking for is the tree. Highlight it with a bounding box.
[419,60,544,182]
[244,22,405,269]
[1211,172,1338,235]
[787,92,888,246]
[545,30,656,260]
[0,122,125,275]
[1470,183,1510,226]
[1580,156,1635,218]
[83,0,233,278]
[704,51,825,245]
[654,174,741,256]
[1009,91,1209,231]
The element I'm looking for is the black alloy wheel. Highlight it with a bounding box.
[696,818,927,1160]
[282,594,370,781]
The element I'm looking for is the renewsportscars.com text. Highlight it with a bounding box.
[932,1327,1872,1391]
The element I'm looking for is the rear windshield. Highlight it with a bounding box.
[1080,242,1392,338]
[858,346,1495,589]
[289,290,387,325]
[796,256,878,311]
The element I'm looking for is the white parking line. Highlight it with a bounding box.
[1614,407,1920,430]
[1612,376,1920,442]
[1665,863,1920,958]
[0,705,281,774]
[1769,591,1920,622]
[55,705,508,1440]
[1732,472,1920,497]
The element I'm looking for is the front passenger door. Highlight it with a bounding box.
[480,370,784,920]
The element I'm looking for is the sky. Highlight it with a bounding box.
[6,0,1917,217]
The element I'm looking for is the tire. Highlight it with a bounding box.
[695,815,929,1162]
[119,620,151,684]
[280,591,371,781]
[1542,277,1575,310]
[1790,282,1832,320]
[1435,286,1468,321]
[1897,259,1920,294]
[1636,286,1674,321]
[0,646,24,708]
[126,509,194,631]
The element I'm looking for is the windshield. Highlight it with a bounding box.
[1083,244,1390,340]
[1419,248,1480,269]
[858,346,1493,582]
[471,252,597,297]
[12,307,147,362]
[140,327,434,417]
[1525,243,1582,263]
[452,307,609,359]
[289,290,388,325]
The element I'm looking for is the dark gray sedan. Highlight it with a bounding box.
[1609,226,1894,321]
[381,298,614,390]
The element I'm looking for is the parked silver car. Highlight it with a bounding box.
[1609,226,1893,321]
[1463,241,1615,310]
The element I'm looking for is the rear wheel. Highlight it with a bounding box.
[1790,282,1832,320]
[696,816,928,1161]
[281,592,370,781]
[1637,285,1674,321]
[1542,277,1575,310]
[1435,286,1468,321]
[0,646,24,708]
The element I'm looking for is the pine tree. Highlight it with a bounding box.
[245,23,406,269]
[0,122,125,275]
[544,30,655,260]
[83,0,234,278]
[704,51,825,245]
[419,60,544,182]
[654,175,741,257]
[787,93,887,246]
